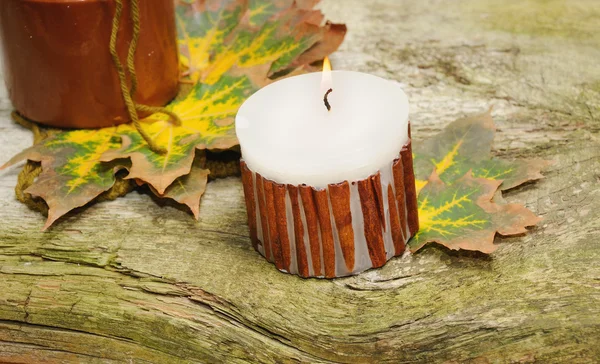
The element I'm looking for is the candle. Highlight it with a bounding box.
[236,66,419,278]
[0,0,179,128]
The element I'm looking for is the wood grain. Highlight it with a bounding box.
[1,0,599,361]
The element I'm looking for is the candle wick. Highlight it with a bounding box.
[323,88,333,112]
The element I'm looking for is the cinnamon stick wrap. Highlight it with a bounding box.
[240,137,419,278]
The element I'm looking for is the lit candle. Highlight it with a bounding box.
[236,61,419,278]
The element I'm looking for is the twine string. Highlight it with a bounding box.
[110,0,182,154]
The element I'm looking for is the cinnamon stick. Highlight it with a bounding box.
[357,179,387,267]
[313,189,336,278]
[240,135,419,278]
[392,157,408,241]
[264,179,284,270]
[240,161,258,250]
[273,183,292,271]
[329,181,355,272]
[401,140,419,237]
[255,174,272,261]
[387,184,405,255]
[371,172,386,231]
[300,185,323,276]
[288,185,309,277]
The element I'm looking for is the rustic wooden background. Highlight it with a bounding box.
[1,0,599,362]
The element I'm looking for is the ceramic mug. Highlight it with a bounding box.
[0,0,180,128]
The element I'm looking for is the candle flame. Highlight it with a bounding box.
[321,57,332,92]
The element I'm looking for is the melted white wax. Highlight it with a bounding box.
[236,71,410,188]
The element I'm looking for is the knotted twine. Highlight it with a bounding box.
[110,0,181,154]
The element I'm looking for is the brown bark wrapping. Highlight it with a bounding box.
[240,136,419,277]
[358,178,387,268]
[273,183,292,271]
[288,185,309,277]
[313,189,336,278]
[255,174,272,262]
[371,173,386,232]
[263,180,284,270]
[401,140,419,236]
[328,182,355,272]
[300,186,323,276]
[392,157,408,241]
[387,184,405,255]
[240,162,258,250]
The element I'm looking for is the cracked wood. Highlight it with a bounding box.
[1,0,599,362]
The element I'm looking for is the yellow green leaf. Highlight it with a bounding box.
[409,111,548,253]
[409,172,541,253]
[412,110,549,191]
[0,126,129,230]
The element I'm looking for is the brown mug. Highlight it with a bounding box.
[0,0,180,129]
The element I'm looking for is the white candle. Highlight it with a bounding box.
[236,71,410,188]
[236,69,418,278]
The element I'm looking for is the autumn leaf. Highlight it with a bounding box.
[0,127,129,230]
[3,0,345,229]
[176,0,344,84]
[409,172,541,253]
[103,0,347,194]
[150,157,210,219]
[99,74,249,194]
[412,110,549,194]
[408,110,548,253]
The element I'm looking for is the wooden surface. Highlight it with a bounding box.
[1,0,599,362]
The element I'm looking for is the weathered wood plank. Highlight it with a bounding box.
[0,0,599,362]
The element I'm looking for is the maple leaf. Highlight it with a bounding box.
[99,74,248,194]
[409,172,541,253]
[150,156,210,219]
[408,110,548,253]
[0,127,129,230]
[176,0,344,84]
[103,0,347,194]
[2,0,345,229]
[412,110,549,194]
